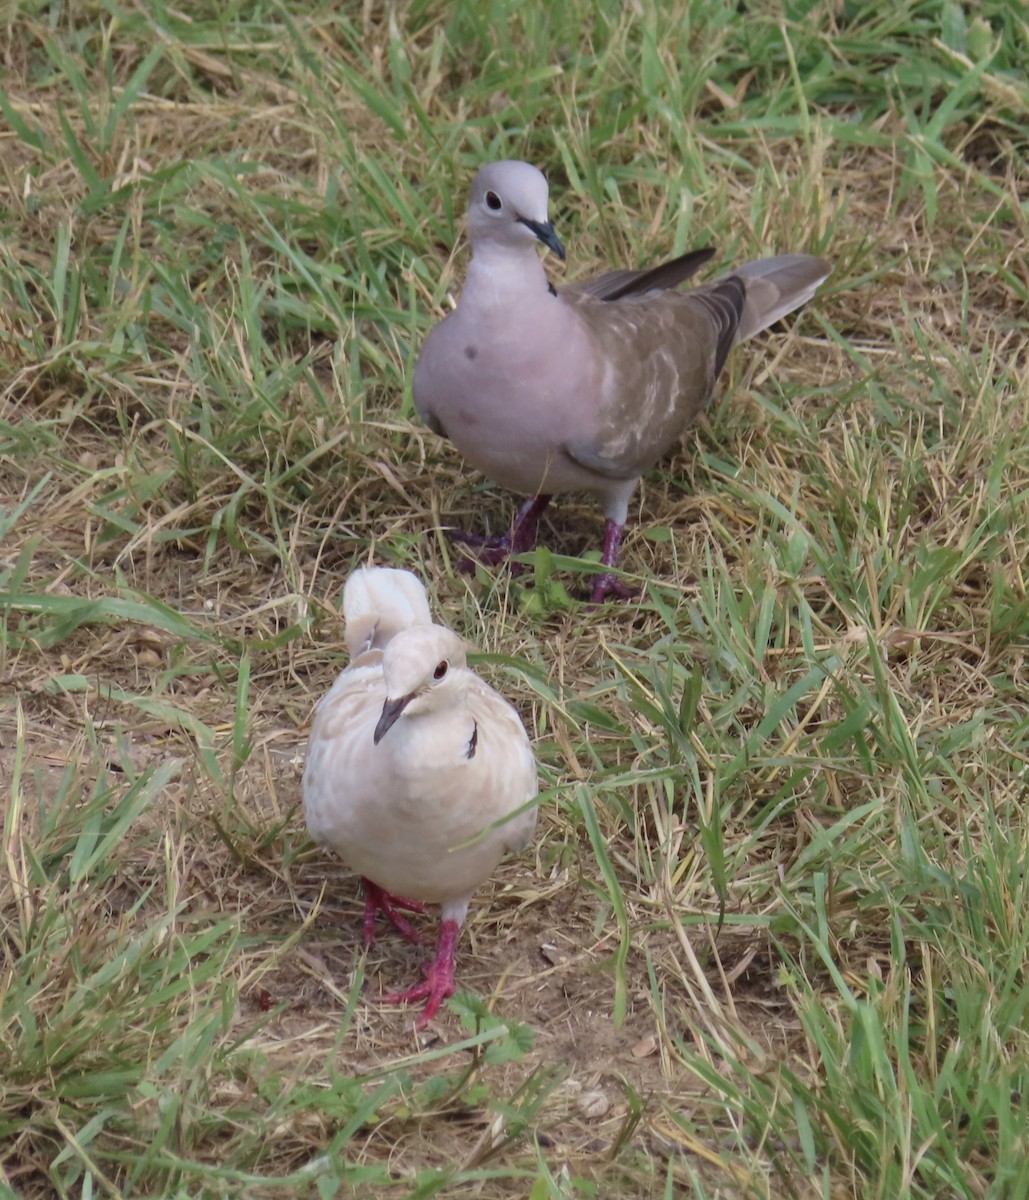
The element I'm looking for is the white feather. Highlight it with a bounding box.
[343,566,434,656]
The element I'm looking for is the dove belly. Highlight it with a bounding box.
[446,411,605,496]
[414,312,607,497]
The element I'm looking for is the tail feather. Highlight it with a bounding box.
[731,254,831,343]
[343,567,433,656]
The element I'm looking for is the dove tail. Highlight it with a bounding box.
[732,254,831,343]
[343,567,434,656]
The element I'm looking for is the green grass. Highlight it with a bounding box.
[2,0,1028,1196]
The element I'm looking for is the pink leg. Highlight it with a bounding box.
[381,918,460,1029]
[509,494,551,555]
[588,519,638,604]
[362,879,426,947]
[450,495,552,570]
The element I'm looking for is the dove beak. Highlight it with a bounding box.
[374,694,413,744]
[518,217,566,261]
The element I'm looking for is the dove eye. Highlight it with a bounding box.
[433,660,449,681]
[484,190,502,211]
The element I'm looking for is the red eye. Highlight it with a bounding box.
[433,660,449,680]
[485,190,502,211]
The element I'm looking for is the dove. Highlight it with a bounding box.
[302,565,538,1029]
[413,159,831,602]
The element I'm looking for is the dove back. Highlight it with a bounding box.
[343,566,434,657]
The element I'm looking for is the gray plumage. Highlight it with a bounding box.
[413,160,830,601]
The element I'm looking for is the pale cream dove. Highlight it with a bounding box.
[413,159,831,602]
[303,565,538,1028]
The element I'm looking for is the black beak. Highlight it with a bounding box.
[374,694,412,744]
[518,217,566,261]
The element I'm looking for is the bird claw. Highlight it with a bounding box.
[450,506,640,604]
[378,918,460,1029]
[585,518,637,603]
[448,528,515,570]
[588,571,639,605]
[362,881,426,947]
[447,494,551,573]
[381,970,455,1030]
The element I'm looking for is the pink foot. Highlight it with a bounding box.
[589,571,638,604]
[449,495,552,572]
[362,880,426,947]
[450,530,517,570]
[381,918,460,1029]
[587,518,639,604]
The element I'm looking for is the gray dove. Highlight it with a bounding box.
[413,159,831,602]
[303,566,537,1028]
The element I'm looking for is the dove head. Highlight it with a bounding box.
[374,625,470,744]
[467,160,566,261]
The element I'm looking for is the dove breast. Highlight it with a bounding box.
[303,650,537,912]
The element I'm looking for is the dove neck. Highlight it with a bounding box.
[462,243,552,310]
